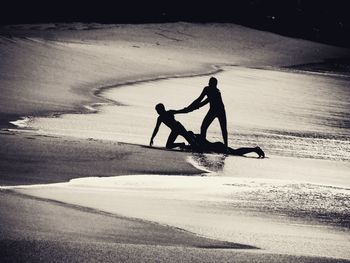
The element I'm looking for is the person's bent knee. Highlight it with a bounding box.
[200,125,208,134]
[166,143,173,149]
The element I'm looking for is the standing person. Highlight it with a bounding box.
[173,77,228,147]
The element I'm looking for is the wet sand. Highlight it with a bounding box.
[0,130,200,186]
[2,190,349,263]
[1,23,349,262]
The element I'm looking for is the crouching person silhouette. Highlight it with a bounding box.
[150,103,197,149]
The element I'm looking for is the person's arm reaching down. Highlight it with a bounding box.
[150,117,162,146]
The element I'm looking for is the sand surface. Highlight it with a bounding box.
[1,23,350,262]
[0,130,199,186]
[0,190,249,262]
[8,156,350,259]
[1,23,349,127]
[3,190,349,263]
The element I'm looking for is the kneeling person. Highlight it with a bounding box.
[150,103,196,149]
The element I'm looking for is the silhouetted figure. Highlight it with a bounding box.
[150,103,265,158]
[173,77,228,147]
[150,103,198,149]
[187,132,265,158]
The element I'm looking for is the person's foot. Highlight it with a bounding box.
[255,146,265,158]
[178,142,186,149]
[179,143,193,151]
[226,147,234,155]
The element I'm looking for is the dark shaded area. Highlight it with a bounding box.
[0,131,201,186]
[286,58,350,74]
[1,0,350,47]
[0,114,20,129]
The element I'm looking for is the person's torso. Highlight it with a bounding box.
[161,112,183,130]
[205,86,225,111]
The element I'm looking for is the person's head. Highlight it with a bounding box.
[155,103,166,115]
[208,77,217,87]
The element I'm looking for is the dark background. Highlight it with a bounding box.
[1,0,349,47]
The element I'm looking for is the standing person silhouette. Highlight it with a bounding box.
[173,77,228,147]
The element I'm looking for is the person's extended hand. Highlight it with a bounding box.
[149,139,154,147]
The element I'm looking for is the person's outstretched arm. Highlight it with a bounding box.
[150,117,162,146]
[174,88,208,114]
[196,98,209,109]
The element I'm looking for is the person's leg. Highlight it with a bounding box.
[228,146,265,158]
[166,131,185,149]
[228,147,252,156]
[176,131,197,151]
[200,110,216,140]
[218,112,228,147]
[182,130,197,146]
[255,146,265,158]
[208,141,228,153]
